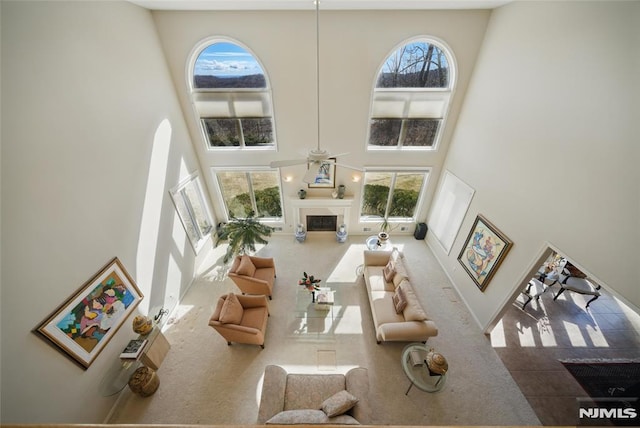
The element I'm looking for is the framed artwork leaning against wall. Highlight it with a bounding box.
[34,257,143,369]
[457,214,513,292]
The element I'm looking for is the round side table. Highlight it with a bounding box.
[401,343,447,394]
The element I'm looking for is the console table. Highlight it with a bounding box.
[98,326,170,396]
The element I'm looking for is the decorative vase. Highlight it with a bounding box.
[336,224,348,243]
[311,290,315,303]
[337,184,346,199]
[128,366,160,397]
[295,223,306,242]
[132,315,153,335]
[298,189,307,199]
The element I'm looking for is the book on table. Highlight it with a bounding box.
[408,350,424,367]
[120,339,148,359]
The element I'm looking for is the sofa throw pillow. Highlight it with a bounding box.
[218,293,243,324]
[392,262,409,288]
[392,286,407,314]
[266,410,360,425]
[382,260,396,283]
[321,390,359,417]
[236,255,256,277]
[399,281,428,321]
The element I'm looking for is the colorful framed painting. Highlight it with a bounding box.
[35,257,143,369]
[308,158,336,188]
[457,215,513,292]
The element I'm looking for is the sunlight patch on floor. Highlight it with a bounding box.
[615,296,640,329]
[490,318,507,347]
[537,317,558,347]
[164,304,195,332]
[327,244,367,283]
[333,305,364,335]
[563,321,587,346]
[585,324,609,347]
[517,321,536,347]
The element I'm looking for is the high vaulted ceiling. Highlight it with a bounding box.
[128,0,513,10]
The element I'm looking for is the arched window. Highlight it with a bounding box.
[189,39,275,149]
[368,38,455,150]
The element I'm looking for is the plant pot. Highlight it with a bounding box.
[378,232,389,242]
[128,366,160,397]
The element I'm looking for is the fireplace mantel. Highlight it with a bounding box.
[290,197,353,231]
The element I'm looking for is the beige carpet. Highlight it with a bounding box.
[108,234,540,426]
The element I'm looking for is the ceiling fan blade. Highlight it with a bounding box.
[329,152,350,158]
[269,159,308,168]
[302,167,319,184]
[333,161,363,172]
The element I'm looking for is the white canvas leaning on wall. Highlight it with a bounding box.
[429,170,475,254]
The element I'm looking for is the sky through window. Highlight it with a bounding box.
[195,42,263,77]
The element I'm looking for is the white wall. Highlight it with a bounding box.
[151,9,490,234]
[1,1,205,423]
[427,1,640,330]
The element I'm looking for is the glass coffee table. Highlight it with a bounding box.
[401,343,447,394]
[293,287,341,338]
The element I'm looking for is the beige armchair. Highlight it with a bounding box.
[208,293,269,349]
[228,255,276,299]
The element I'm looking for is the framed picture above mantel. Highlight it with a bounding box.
[457,215,513,292]
[34,257,143,369]
[307,158,336,188]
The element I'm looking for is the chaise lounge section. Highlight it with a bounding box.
[363,248,438,344]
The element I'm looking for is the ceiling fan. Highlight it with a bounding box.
[269,0,362,184]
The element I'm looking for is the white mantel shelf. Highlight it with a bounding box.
[290,197,354,229]
[290,197,354,207]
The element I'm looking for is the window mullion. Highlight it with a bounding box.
[246,172,258,214]
[397,120,407,148]
[384,173,397,219]
[181,188,203,240]
[237,118,245,148]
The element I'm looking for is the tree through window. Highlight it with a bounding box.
[360,170,429,222]
[214,169,283,221]
[369,39,454,150]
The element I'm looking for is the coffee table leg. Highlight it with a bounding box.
[405,381,414,395]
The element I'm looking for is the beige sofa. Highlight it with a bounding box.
[363,249,438,344]
[257,365,370,425]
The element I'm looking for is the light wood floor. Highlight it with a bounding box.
[490,284,640,425]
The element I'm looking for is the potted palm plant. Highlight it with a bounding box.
[215,211,273,264]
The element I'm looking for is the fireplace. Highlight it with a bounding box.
[306,215,337,232]
[290,197,353,234]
